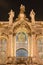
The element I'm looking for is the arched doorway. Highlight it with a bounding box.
[16,49,28,57]
[16,32,28,57]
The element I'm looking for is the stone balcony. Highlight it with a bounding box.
[0,56,42,65]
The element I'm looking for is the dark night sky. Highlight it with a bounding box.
[0,0,43,21]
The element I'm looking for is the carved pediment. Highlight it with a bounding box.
[13,21,31,34]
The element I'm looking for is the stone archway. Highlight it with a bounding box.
[16,32,28,57]
[16,49,28,57]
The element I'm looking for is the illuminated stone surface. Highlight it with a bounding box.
[0,4,43,65]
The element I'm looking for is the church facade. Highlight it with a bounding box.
[0,5,43,65]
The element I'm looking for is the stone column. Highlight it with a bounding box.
[31,34,34,57]
[28,35,31,57]
[31,34,37,57]
[13,34,16,57]
[8,33,13,57]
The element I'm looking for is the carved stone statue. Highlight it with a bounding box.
[20,4,25,13]
[18,4,26,20]
[30,9,35,24]
[8,9,14,24]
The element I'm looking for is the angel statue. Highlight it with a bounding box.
[30,9,35,22]
[8,9,14,24]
